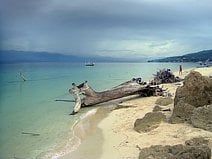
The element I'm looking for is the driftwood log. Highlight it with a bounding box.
[69,78,164,115]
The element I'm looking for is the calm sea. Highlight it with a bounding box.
[0,62,197,158]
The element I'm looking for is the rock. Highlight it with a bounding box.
[170,71,212,125]
[139,138,211,159]
[139,145,211,159]
[173,145,211,159]
[174,71,212,107]
[153,105,171,112]
[170,100,195,123]
[153,105,162,112]
[139,145,173,159]
[134,112,166,133]
[191,105,212,131]
[155,97,174,106]
[185,137,209,146]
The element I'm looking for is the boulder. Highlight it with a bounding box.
[173,145,211,159]
[153,105,171,112]
[185,137,209,146]
[153,105,162,112]
[139,145,173,159]
[134,112,166,133]
[174,71,212,107]
[170,100,195,123]
[170,71,212,124]
[155,97,174,106]
[191,105,212,132]
[139,138,211,159]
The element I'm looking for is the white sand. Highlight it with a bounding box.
[175,66,212,78]
[98,67,212,159]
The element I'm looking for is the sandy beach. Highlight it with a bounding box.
[62,66,212,159]
[98,66,212,159]
[2,0,212,158]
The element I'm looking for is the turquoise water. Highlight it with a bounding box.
[0,62,197,158]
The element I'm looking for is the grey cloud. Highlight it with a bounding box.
[0,0,212,57]
[0,0,47,17]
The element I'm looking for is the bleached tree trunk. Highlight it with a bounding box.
[69,80,148,115]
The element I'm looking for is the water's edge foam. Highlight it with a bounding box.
[37,108,99,159]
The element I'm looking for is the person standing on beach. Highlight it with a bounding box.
[179,65,182,76]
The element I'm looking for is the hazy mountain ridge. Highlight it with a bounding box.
[0,50,84,63]
[1,50,211,63]
[0,50,147,63]
[148,50,212,62]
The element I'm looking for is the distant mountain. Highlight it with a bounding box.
[0,50,147,63]
[148,50,212,62]
[0,50,83,63]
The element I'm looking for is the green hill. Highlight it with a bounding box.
[148,50,212,62]
[0,50,147,63]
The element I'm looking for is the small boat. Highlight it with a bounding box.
[196,59,212,68]
[85,62,95,66]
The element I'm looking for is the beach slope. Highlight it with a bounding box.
[99,67,212,159]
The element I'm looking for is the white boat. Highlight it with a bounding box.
[196,59,212,68]
[85,62,95,66]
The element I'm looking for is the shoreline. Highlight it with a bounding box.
[60,66,212,159]
[60,96,141,159]
[98,66,212,159]
[61,106,113,159]
[0,62,206,159]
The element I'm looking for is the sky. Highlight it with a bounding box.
[0,0,212,58]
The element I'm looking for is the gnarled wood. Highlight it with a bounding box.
[69,83,82,115]
[151,69,181,85]
[81,80,147,106]
[69,78,154,114]
[68,69,178,114]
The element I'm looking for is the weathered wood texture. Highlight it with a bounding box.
[151,69,181,85]
[69,78,164,114]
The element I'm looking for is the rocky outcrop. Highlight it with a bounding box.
[153,105,171,112]
[174,71,212,107]
[170,101,195,123]
[185,137,209,146]
[139,137,211,159]
[134,112,166,133]
[191,105,212,131]
[153,105,162,112]
[155,97,173,106]
[170,71,212,130]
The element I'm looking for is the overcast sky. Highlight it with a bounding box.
[0,0,212,58]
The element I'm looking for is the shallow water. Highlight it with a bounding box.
[0,62,197,158]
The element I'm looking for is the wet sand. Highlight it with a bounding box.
[61,107,111,159]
